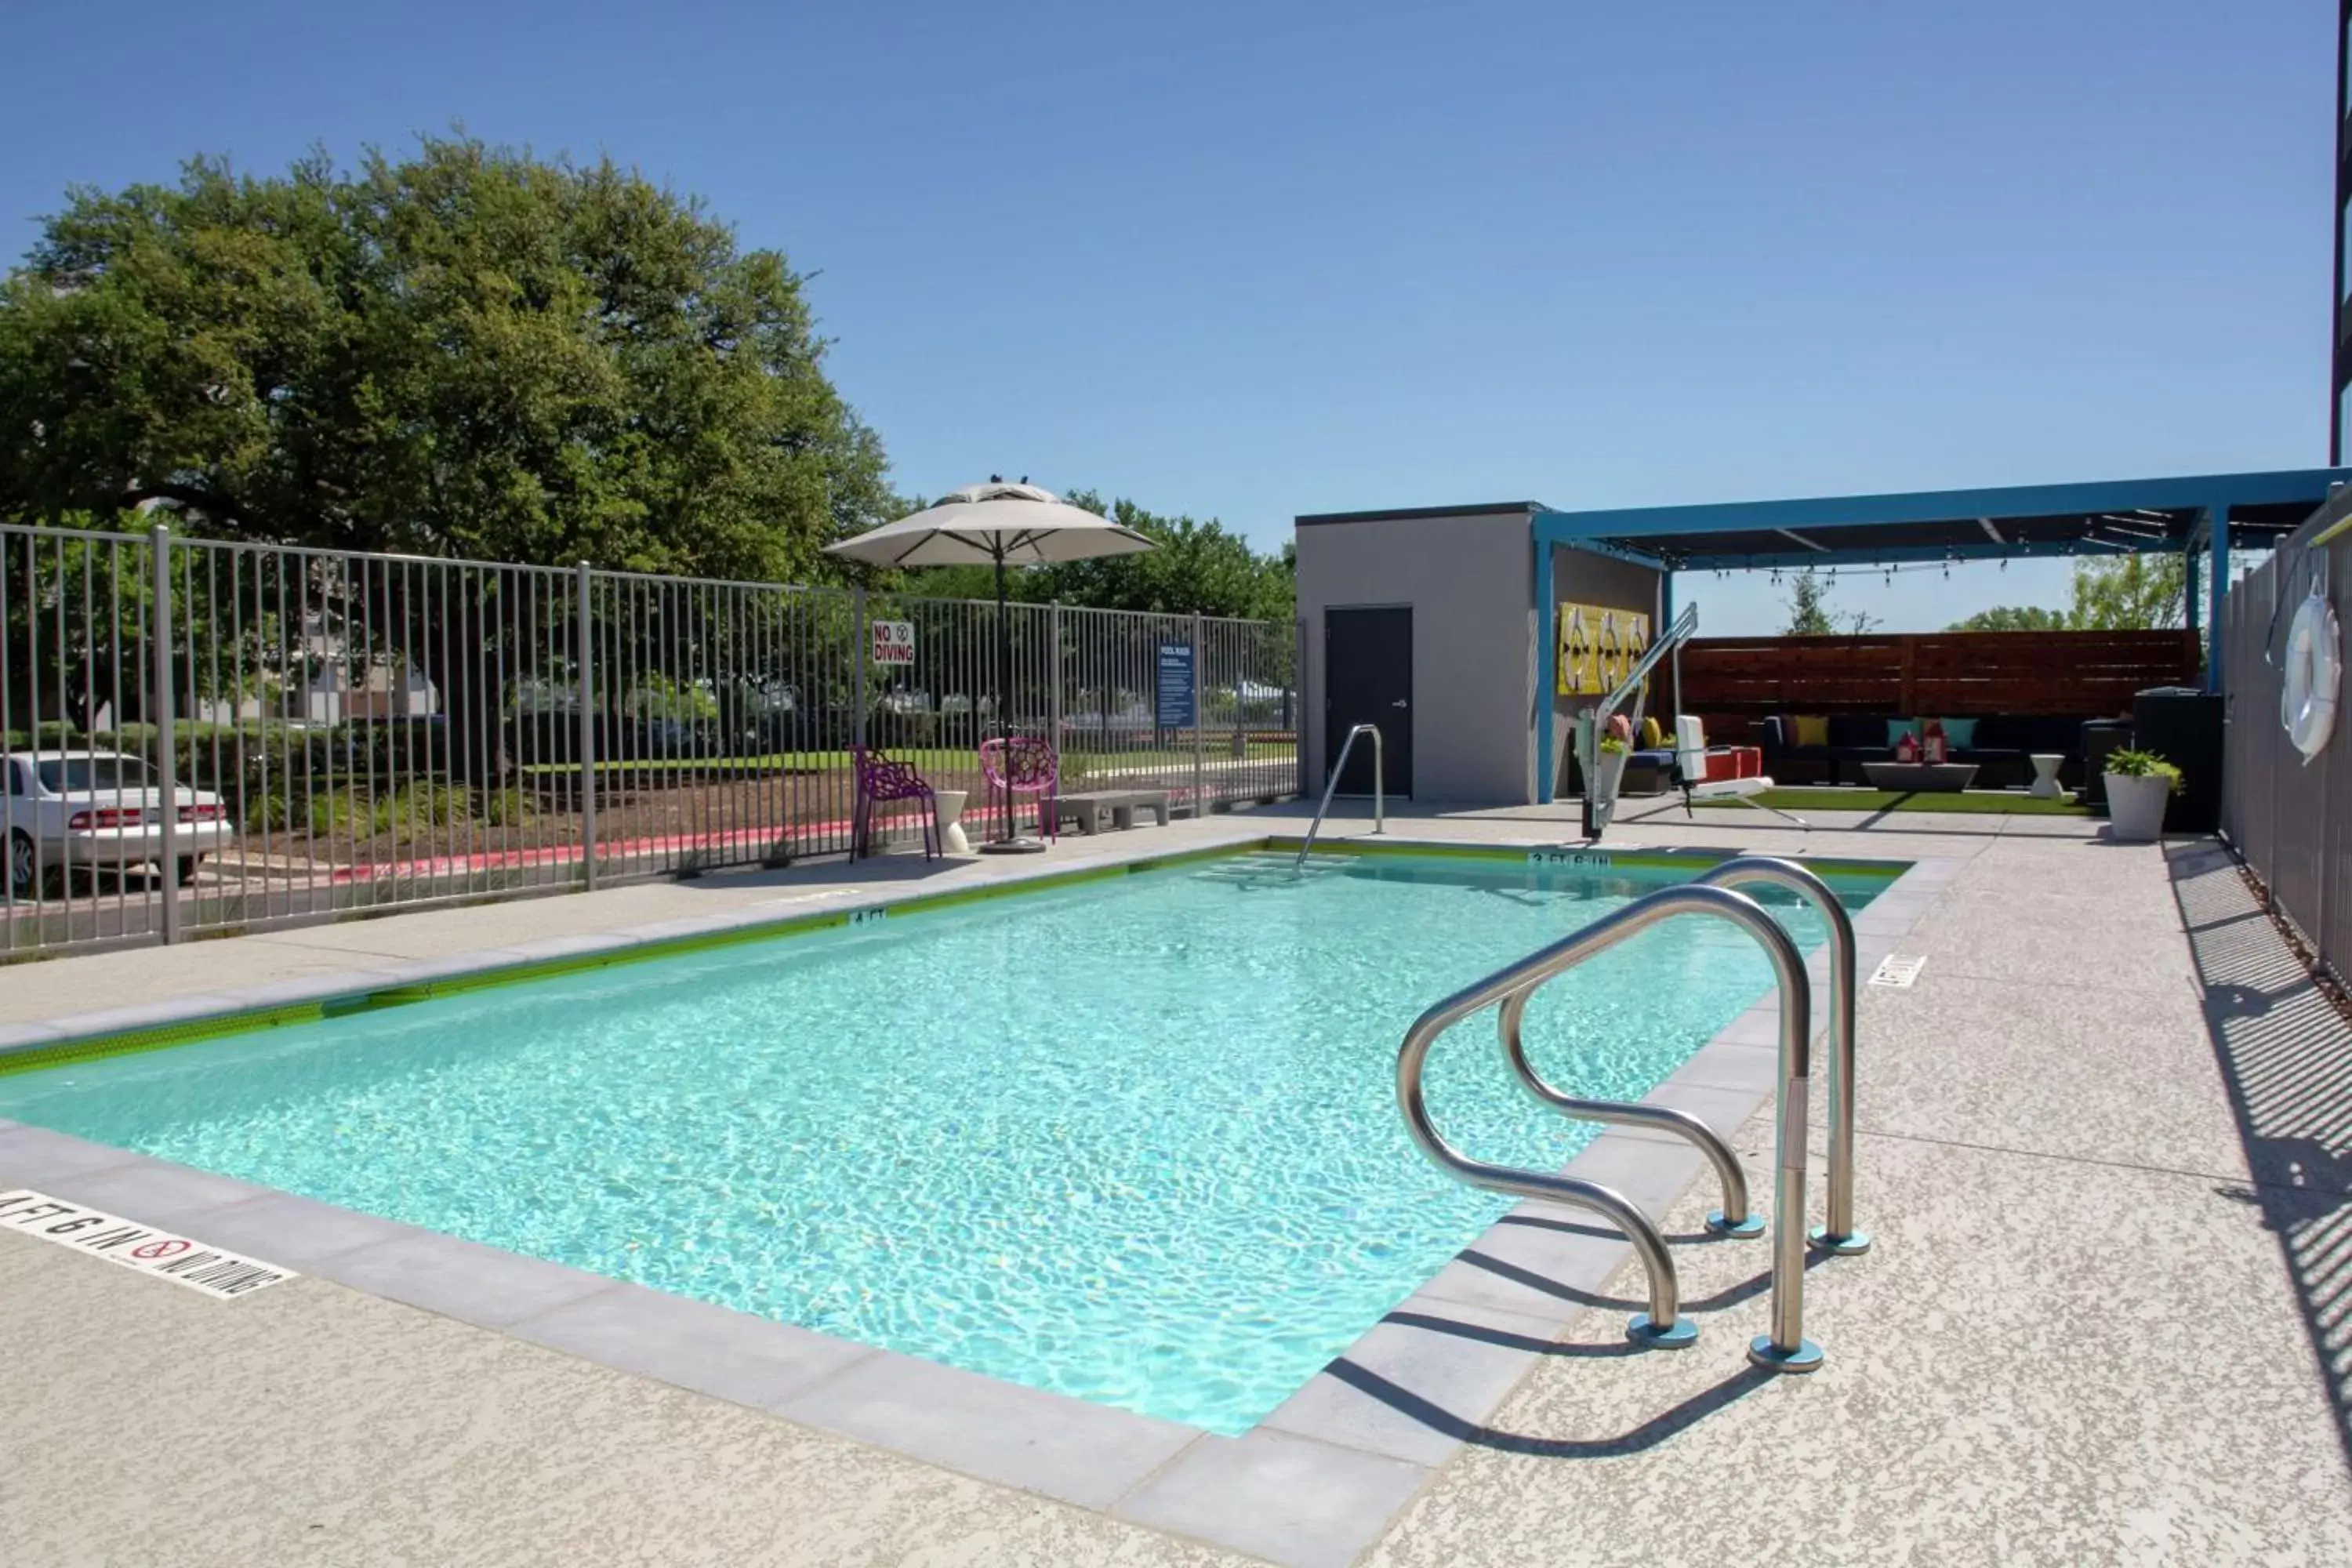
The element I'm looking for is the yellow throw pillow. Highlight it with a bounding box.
[1791,714,1831,747]
[1639,717,1663,749]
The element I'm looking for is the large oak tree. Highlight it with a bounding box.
[0,134,893,578]
[0,136,896,770]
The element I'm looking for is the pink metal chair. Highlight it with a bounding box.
[851,746,938,860]
[978,736,1059,844]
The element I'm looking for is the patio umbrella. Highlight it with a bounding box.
[823,478,1154,851]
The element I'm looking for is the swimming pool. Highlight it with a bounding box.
[0,848,1878,1434]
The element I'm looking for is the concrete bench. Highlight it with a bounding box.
[1050,789,1173,835]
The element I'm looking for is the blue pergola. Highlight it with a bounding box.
[1532,466,2350,802]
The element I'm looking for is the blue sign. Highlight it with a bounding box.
[1156,643,1196,728]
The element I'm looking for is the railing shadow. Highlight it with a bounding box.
[1457,1231,1833,1316]
[1326,1352,1779,1460]
[2168,840,2352,1475]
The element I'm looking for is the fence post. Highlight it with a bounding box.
[1191,611,1206,816]
[151,523,181,945]
[576,561,597,892]
[1050,601,1064,755]
[852,586,868,753]
[1295,616,1308,798]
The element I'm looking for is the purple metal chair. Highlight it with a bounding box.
[978,736,1059,844]
[851,746,938,860]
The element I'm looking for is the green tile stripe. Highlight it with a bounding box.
[0,836,1904,1080]
[0,839,1254,1079]
[1265,835,1907,881]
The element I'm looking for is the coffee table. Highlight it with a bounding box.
[1860,761,1979,793]
[2026,753,2067,799]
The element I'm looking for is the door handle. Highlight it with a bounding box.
[1391,699,1409,709]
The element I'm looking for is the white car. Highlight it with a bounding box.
[4,751,232,898]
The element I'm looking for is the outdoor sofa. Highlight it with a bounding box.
[1749,713,2106,789]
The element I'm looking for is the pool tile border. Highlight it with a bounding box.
[0,837,1956,1568]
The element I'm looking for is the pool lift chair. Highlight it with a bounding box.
[1668,715,1808,829]
[1396,855,1870,1371]
[1573,605,1806,839]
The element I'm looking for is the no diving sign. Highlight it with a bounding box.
[871,619,916,666]
[0,1189,296,1299]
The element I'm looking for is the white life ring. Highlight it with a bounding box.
[2281,583,2342,763]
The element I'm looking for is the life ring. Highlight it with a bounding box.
[2281,583,2342,762]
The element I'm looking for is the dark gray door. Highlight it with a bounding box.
[1325,607,1411,797]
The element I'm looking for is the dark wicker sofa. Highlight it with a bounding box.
[1752,714,2102,789]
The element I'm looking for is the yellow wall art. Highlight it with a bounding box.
[1555,603,1651,698]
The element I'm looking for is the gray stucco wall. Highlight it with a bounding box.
[1548,546,1666,791]
[1295,512,1536,803]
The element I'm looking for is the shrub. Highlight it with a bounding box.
[2103,748,2183,793]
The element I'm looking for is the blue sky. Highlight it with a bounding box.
[0,2,2334,631]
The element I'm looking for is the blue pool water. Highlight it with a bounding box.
[0,851,1876,1433]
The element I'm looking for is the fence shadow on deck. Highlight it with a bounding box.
[2169,840,2352,1475]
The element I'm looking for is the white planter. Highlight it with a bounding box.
[1593,751,1628,804]
[2103,773,2172,842]
[932,789,971,855]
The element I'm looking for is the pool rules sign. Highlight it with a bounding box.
[871,619,916,666]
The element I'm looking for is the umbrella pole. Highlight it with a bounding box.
[978,549,1044,852]
[996,554,1011,840]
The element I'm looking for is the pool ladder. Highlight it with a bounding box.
[1296,724,1383,870]
[1396,855,1865,1371]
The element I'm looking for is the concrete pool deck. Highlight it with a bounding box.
[2,803,2348,1565]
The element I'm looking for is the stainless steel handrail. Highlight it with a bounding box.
[1693,855,1867,1254]
[1297,723,1382,869]
[1497,986,1762,1240]
[1398,881,1821,1367]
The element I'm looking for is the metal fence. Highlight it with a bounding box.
[2221,499,2352,985]
[2,521,1301,958]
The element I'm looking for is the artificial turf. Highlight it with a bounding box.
[1690,787,2091,815]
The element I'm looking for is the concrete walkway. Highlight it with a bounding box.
[2,803,2347,1566]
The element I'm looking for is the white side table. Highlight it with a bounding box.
[2026,754,2066,799]
[932,789,972,855]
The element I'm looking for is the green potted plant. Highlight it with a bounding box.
[2102,747,2181,842]
[1594,733,1631,803]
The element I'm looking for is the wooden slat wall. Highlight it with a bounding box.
[1679,630,2200,717]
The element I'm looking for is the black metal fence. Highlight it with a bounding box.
[2221,495,2352,985]
[2,521,1300,958]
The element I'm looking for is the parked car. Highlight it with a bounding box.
[3,751,232,897]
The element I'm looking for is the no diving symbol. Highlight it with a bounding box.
[132,1237,191,1261]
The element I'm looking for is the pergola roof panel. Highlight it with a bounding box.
[1534,469,2348,570]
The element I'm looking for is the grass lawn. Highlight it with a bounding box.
[1692,787,2090,816]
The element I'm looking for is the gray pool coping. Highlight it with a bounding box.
[0,839,1956,1568]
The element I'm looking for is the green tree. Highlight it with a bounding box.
[1780,568,1878,636]
[1945,604,2068,632]
[2066,554,2184,630]
[1942,556,2186,632]
[0,134,894,575]
[0,136,897,775]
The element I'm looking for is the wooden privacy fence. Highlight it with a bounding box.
[1679,630,2201,717]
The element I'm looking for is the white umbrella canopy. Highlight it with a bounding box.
[822,480,1155,568]
[824,479,1156,851]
